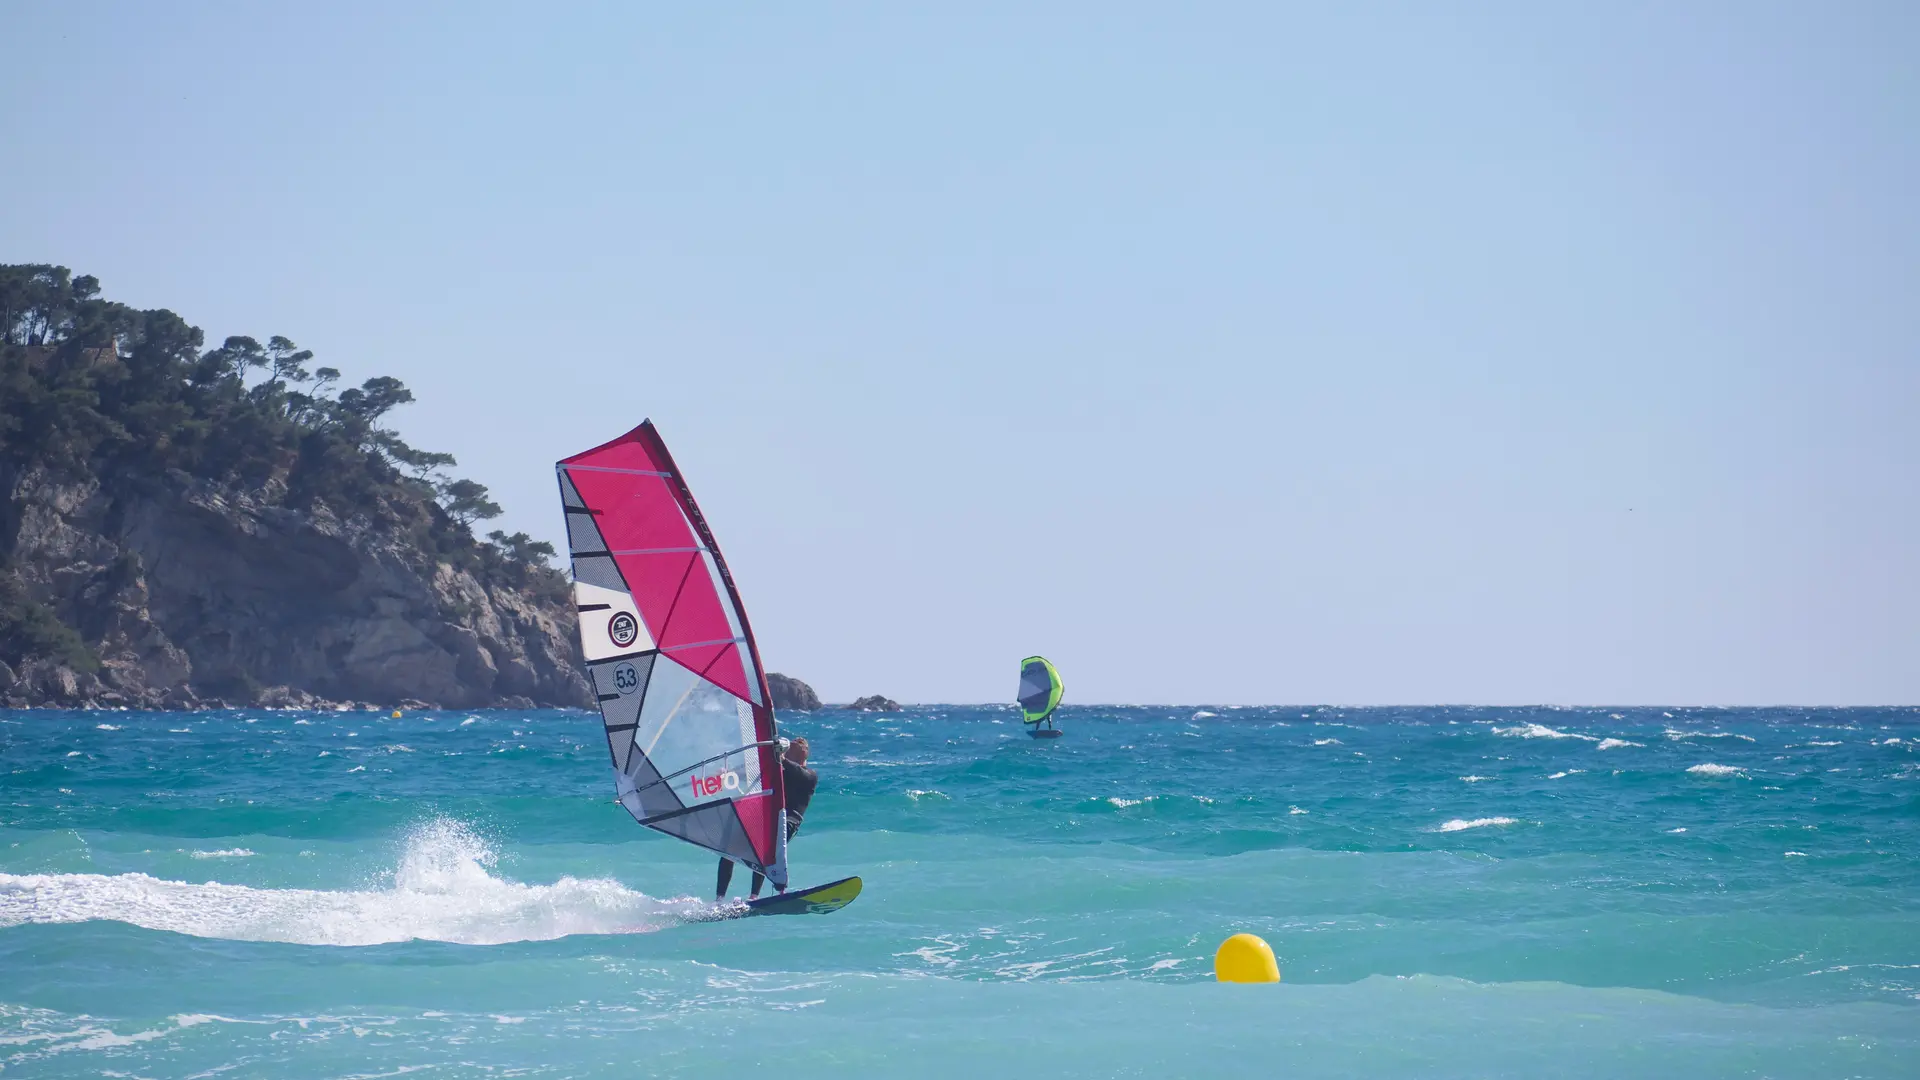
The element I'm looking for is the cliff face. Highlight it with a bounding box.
[1,462,588,711]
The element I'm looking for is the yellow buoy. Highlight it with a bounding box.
[391,710,403,719]
[1214,933,1280,983]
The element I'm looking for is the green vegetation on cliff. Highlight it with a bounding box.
[0,264,573,704]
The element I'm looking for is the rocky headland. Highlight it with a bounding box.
[0,265,589,710]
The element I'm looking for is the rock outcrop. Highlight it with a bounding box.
[847,694,901,712]
[1,463,588,710]
[766,672,820,712]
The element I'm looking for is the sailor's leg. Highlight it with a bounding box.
[748,869,765,899]
[716,857,734,899]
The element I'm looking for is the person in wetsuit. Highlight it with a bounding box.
[716,736,818,900]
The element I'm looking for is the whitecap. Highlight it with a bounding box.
[95,724,120,731]
[1668,827,1688,833]
[1106,797,1143,808]
[1665,728,1756,742]
[1687,763,1743,777]
[905,789,948,801]
[1289,806,1308,815]
[1595,738,1642,750]
[1434,817,1518,832]
[1313,738,1340,746]
[348,765,366,773]
[1191,711,1217,720]
[66,751,81,758]
[1784,851,1809,857]
[190,849,255,859]
[1459,775,1491,783]
[1493,723,1597,742]
[168,728,192,734]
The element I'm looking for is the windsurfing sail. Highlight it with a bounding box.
[1018,656,1064,727]
[558,421,787,890]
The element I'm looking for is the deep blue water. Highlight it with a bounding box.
[3,705,1917,1077]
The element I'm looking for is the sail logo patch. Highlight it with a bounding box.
[607,612,640,649]
[612,662,640,695]
[691,770,741,798]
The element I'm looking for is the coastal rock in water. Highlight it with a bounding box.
[847,694,901,712]
[766,672,821,711]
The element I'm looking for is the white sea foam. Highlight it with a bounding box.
[1289,806,1308,815]
[1547,770,1586,780]
[95,724,120,731]
[905,789,948,801]
[1106,797,1143,808]
[1665,728,1756,742]
[0,819,700,946]
[1807,740,1843,747]
[1668,827,1688,833]
[1191,711,1217,720]
[1493,723,1596,742]
[1313,738,1340,746]
[1434,817,1519,833]
[189,849,255,859]
[1595,738,1642,750]
[1785,851,1809,857]
[1687,763,1744,777]
[1459,775,1491,783]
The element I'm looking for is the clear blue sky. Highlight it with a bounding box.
[3,2,1915,704]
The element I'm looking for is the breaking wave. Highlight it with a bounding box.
[1493,724,1595,741]
[0,819,702,946]
[1434,817,1520,832]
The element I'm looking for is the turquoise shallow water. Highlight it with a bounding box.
[3,705,1917,1077]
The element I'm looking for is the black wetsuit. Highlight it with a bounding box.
[716,757,818,898]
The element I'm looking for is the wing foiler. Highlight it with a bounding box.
[1019,656,1064,738]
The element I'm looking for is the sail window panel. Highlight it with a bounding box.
[633,656,764,804]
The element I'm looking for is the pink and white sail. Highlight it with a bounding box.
[557,421,786,888]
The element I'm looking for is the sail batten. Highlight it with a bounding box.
[558,420,787,889]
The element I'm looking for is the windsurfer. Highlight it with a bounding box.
[717,736,818,900]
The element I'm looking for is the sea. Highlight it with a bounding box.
[2,705,1917,1078]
